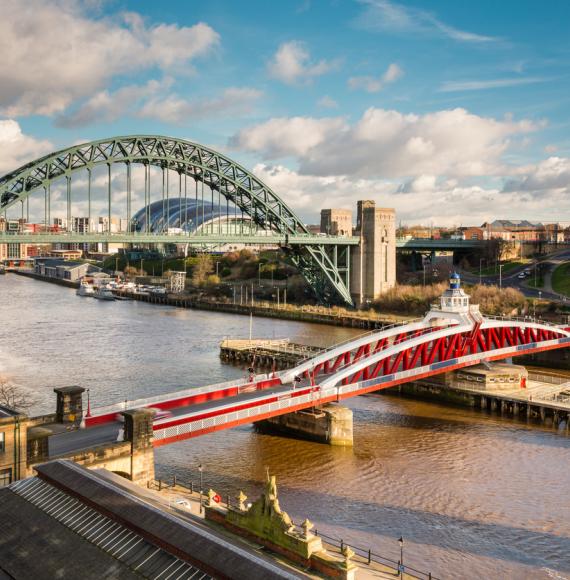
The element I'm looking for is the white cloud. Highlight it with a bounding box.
[254,162,570,227]
[317,95,339,109]
[0,0,219,116]
[0,120,53,173]
[252,163,395,211]
[503,157,570,194]
[267,41,338,85]
[348,63,403,93]
[440,77,546,92]
[354,0,497,43]
[138,87,263,124]
[55,79,171,128]
[230,116,345,158]
[231,107,541,178]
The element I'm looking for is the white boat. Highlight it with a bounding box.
[93,286,115,301]
[76,282,95,296]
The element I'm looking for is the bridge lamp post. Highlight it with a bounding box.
[199,463,203,514]
[398,536,404,575]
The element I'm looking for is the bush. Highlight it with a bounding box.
[372,283,526,316]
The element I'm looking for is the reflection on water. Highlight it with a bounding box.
[2,274,570,579]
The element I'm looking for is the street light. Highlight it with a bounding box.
[499,264,504,291]
[398,536,404,575]
[479,258,485,285]
[198,463,204,514]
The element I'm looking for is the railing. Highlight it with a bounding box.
[145,474,440,579]
[154,388,324,440]
[313,529,441,580]
[88,373,272,418]
[303,318,425,359]
[482,314,564,329]
[528,372,570,385]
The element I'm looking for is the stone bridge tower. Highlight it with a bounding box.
[350,200,396,306]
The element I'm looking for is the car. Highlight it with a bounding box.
[517,273,526,279]
[524,269,531,275]
[147,407,173,421]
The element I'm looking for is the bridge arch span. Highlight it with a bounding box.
[0,135,352,303]
[309,319,570,390]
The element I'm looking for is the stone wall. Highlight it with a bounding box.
[256,404,353,446]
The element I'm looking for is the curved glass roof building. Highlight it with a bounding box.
[132,199,251,234]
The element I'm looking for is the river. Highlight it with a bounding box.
[1,273,569,579]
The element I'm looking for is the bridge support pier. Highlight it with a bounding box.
[255,404,353,446]
[122,409,155,485]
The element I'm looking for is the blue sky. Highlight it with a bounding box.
[2,0,570,225]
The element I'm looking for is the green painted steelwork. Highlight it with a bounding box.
[0,232,360,245]
[0,136,353,304]
[396,238,483,250]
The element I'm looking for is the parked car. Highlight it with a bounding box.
[518,273,526,279]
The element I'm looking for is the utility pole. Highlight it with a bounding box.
[499,264,503,291]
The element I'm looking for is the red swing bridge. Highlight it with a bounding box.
[68,273,570,450]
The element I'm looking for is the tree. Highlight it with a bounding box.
[124,265,142,278]
[0,378,34,411]
[191,253,214,287]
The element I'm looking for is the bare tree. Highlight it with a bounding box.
[0,378,34,411]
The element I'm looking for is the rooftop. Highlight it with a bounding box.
[0,460,303,580]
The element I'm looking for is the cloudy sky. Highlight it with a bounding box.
[2,0,570,226]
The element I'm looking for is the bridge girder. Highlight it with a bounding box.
[0,135,353,304]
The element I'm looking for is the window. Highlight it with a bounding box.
[0,432,4,453]
[0,468,11,488]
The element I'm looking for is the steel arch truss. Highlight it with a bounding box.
[0,135,353,304]
[283,319,570,389]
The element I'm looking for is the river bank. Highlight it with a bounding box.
[13,270,410,329]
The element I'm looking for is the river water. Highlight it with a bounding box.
[1,274,569,579]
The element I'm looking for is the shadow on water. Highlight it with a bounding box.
[156,430,570,574]
[362,394,570,449]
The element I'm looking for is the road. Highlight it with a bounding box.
[461,249,570,303]
[48,382,299,456]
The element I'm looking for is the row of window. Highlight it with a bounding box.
[458,374,521,383]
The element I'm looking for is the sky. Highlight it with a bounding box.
[2,0,570,226]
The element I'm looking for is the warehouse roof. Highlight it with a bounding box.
[0,460,303,580]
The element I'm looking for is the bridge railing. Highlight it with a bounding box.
[301,318,425,360]
[86,373,275,419]
[482,314,563,328]
[154,386,333,441]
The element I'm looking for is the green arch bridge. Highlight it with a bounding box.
[0,135,482,304]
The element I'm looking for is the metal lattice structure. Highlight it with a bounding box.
[169,271,186,294]
[0,135,352,304]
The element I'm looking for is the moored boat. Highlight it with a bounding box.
[76,281,95,296]
[93,286,115,301]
